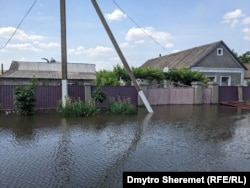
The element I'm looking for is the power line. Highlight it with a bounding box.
[111,0,169,52]
[0,0,38,51]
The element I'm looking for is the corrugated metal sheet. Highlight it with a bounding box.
[0,85,16,110]
[35,86,61,109]
[243,87,250,101]
[0,85,137,110]
[92,86,138,107]
[219,86,238,102]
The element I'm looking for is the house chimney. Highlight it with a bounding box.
[159,54,161,57]
[1,64,3,74]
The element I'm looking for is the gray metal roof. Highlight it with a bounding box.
[0,61,96,80]
[141,40,247,70]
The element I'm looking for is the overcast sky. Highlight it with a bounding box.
[0,0,249,71]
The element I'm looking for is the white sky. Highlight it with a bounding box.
[0,0,249,71]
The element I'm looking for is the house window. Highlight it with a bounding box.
[207,76,217,83]
[217,48,223,56]
[220,76,231,86]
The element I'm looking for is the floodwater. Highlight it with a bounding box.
[0,105,250,187]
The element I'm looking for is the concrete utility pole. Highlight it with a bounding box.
[91,0,153,113]
[60,0,68,107]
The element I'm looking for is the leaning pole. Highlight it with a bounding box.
[60,0,68,107]
[91,0,153,113]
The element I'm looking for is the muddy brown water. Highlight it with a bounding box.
[0,105,250,187]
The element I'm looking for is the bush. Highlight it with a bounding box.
[92,86,107,103]
[14,78,38,116]
[57,98,100,117]
[107,97,137,115]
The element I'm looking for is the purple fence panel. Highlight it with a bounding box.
[92,86,138,107]
[0,85,16,110]
[68,85,85,101]
[35,86,61,109]
[243,86,250,101]
[219,86,238,102]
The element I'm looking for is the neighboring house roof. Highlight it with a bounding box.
[0,61,96,80]
[244,63,250,79]
[142,40,247,70]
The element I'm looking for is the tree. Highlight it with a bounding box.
[164,68,209,86]
[239,51,250,63]
[14,78,38,116]
[95,70,119,86]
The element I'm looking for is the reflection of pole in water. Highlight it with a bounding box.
[99,113,153,186]
[52,118,73,186]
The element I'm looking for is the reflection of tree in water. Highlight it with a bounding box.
[12,117,36,145]
[52,118,73,187]
[98,113,153,187]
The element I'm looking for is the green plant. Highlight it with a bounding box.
[107,96,137,115]
[92,86,107,103]
[14,78,38,116]
[57,97,100,117]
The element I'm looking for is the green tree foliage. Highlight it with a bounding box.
[14,78,38,116]
[232,50,250,63]
[95,65,208,86]
[95,70,119,86]
[239,51,250,63]
[164,68,209,86]
[132,66,164,83]
[95,65,165,86]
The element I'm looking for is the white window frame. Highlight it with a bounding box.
[217,48,223,56]
[207,76,217,83]
[220,76,231,86]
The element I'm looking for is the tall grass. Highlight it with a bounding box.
[107,96,137,115]
[57,97,100,117]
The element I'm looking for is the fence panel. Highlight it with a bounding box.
[92,86,138,107]
[35,86,61,109]
[202,88,212,104]
[148,88,194,105]
[219,86,238,102]
[0,85,16,110]
[243,86,250,101]
[68,85,85,101]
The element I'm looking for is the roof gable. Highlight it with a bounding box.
[142,40,247,70]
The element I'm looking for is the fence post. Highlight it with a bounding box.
[84,83,92,102]
[208,82,219,104]
[237,85,243,102]
[192,82,203,104]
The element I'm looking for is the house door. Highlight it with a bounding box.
[220,76,231,86]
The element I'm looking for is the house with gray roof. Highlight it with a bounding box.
[0,61,96,85]
[142,40,247,86]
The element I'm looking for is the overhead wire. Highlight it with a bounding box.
[0,0,38,51]
[111,0,169,52]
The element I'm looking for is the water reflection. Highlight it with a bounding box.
[12,117,36,145]
[0,105,250,187]
[51,118,73,187]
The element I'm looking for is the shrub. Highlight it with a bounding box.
[57,97,100,117]
[92,86,107,103]
[107,97,137,115]
[14,78,38,116]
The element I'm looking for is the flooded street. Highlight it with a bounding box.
[0,105,250,187]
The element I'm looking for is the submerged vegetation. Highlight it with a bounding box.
[57,98,100,117]
[107,97,137,115]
